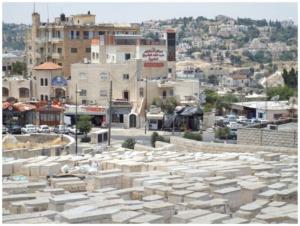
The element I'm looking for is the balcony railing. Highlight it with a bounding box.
[52,52,63,59]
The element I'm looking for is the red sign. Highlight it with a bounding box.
[144,62,164,68]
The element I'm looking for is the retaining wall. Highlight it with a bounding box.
[237,128,297,148]
[170,136,297,155]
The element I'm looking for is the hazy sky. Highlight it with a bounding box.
[2,2,298,25]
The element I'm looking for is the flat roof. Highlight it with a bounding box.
[233,101,297,111]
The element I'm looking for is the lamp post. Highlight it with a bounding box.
[75,84,82,155]
[144,79,148,135]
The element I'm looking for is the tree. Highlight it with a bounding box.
[215,127,230,139]
[12,61,27,76]
[267,85,296,100]
[151,132,169,147]
[215,93,239,115]
[122,138,136,149]
[77,115,92,138]
[207,75,219,85]
[282,68,298,89]
[162,97,178,114]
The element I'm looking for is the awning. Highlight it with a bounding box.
[147,112,164,120]
[110,107,131,115]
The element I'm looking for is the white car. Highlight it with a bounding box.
[21,124,37,134]
[38,125,51,133]
[68,126,83,135]
[237,116,247,123]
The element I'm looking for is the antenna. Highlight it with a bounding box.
[33,2,35,13]
[47,3,49,24]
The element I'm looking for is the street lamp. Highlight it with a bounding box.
[144,78,148,135]
[75,84,82,155]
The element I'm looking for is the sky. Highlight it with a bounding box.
[2,2,298,25]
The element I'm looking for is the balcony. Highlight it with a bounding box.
[51,37,63,43]
[52,52,63,59]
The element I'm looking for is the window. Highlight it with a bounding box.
[29,46,32,50]
[76,31,80,39]
[125,53,131,60]
[168,68,172,73]
[100,90,108,97]
[80,89,87,96]
[58,63,62,66]
[79,73,87,80]
[29,58,32,64]
[123,74,129,80]
[98,31,105,35]
[85,47,91,53]
[2,66,6,71]
[258,113,264,118]
[45,78,48,86]
[70,30,74,39]
[57,48,62,53]
[162,90,167,99]
[92,52,96,59]
[40,78,44,86]
[40,95,44,101]
[45,95,48,101]
[169,89,174,96]
[96,53,99,59]
[83,31,89,39]
[123,91,129,101]
[274,114,282,119]
[7,66,11,71]
[71,48,78,53]
[139,88,144,97]
[82,100,87,105]
[100,72,108,80]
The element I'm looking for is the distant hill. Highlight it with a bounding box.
[2,23,29,51]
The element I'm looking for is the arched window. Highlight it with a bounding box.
[40,78,44,86]
[2,87,9,97]
[40,95,44,101]
[45,95,48,101]
[45,78,48,86]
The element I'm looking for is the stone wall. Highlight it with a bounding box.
[170,136,297,155]
[237,128,297,148]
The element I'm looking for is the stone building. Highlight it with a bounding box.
[2,76,32,102]
[26,11,140,77]
[32,62,68,102]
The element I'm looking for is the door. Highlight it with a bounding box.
[129,114,136,128]
[123,91,129,101]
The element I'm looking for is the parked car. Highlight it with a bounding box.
[38,125,51,133]
[2,125,8,134]
[237,116,247,123]
[21,124,37,134]
[68,126,83,135]
[8,125,22,134]
[53,125,69,134]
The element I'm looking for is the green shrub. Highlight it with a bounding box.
[215,127,230,139]
[151,132,170,147]
[122,138,136,149]
[183,131,202,141]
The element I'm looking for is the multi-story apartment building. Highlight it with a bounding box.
[25,11,140,77]
[68,30,176,128]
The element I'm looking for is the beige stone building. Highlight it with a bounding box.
[68,31,177,128]
[26,11,140,77]
[2,76,32,102]
[32,62,67,102]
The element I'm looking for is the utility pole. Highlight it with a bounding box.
[265,76,268,121]
[144,79,148,134]
[108,80,112,146]
[75,84,78,155]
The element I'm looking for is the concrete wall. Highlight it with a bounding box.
[237,128,297,148]
[170,136,297,155]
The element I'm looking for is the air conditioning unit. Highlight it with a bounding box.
[89,100,95,105]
